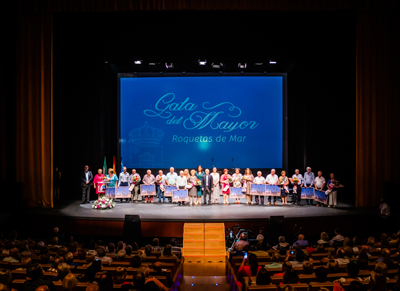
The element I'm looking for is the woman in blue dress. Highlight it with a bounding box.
[195,165,204,205]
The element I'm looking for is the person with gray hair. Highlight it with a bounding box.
[303,167,315,205]
[176,170,188,206]
[291,169,304,205]
[273,236,290,250]
[129,169,141,203]
[253,171,266,205]
[266,169,279,205]
[165,167,178,203]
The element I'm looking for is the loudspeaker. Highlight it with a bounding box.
[123,215,141,245]
[267,216,285,245]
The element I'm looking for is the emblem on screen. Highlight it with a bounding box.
[128,122,164,168]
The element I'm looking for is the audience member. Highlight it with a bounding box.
[283,266,299,284]
[0,270,12,289]
[23,263,57,291]
[288,250,305,268]
[336,248,350,265]
[330,228,345,246]
[256,268,272,285]
[138,265,170,291]
[144,245,152,257]
[336,262,361,283]
[106,243,116,256]
[234,233,249,250]
[96,247,112,264]
[252,243,270,257]
[130,255,142,268]
[61,274,77,291]
[3,248,20,263]
[238,254,262,280]
[125,245,132,256]
[98,273,113,291]
[77,250,86,261]
[328,260,340,273]
[312,267,330,283]
[56,263,71,282]
[274,236,290,250]
[161,245,180,264]
[317,232,330,247]
[303,261,314,274]
[292,234,309,248]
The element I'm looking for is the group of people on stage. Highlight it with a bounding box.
[82,165,342,207]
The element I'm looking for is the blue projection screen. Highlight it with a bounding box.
[120,75,284,169]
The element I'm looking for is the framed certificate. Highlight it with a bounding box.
[314,190,327,204]
[230,187,245,199]
[105,187,115,198]
[250,184,266,196]
[140,184,156,196]
[172,189,189,202]
[164,185,177,197]
[97,182,106,194]
[266,185,281,196]
[115,186,131,198]
[301,187,315,199]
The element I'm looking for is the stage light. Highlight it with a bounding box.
[269,60,277,64]
[211,62,223,69]
[165,63,174,69]
[198,59,207,65]
[134,60,142,65]
[238,63,247,69]
[255,63,263,65]
[104,61,108,64]
[149,62,156,66]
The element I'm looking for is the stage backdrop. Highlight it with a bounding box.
[120,75,285,169]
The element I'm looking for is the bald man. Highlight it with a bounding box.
[35,286,49,291]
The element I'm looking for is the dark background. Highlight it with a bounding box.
[53,11,355,203]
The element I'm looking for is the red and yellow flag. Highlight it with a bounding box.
[113,156,116,175]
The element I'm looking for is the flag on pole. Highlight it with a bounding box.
[103,156,107,175]
[121,157,124,173]
[113,156,116,175]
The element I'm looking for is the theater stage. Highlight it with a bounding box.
[20,197,380,238]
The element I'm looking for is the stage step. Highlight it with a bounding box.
[182,223,226,263]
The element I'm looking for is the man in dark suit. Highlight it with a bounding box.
[23,263,57,291]
[81,165,93,204]
[202,168,214,205]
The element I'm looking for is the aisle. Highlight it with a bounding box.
[179,262,230,291]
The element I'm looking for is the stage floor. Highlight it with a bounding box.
[41,197,374,222]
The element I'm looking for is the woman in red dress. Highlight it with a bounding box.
[220,168,231,204]
[93,169,105,197]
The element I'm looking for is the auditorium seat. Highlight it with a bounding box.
[143,256,158,263]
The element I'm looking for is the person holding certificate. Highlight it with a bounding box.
[129,169,141,203]
[118,167,130,202]
[231,168,243,204]
[266,169,279,205]
[220,169,231,204]
[243,168,254,205]
[195,165,205,202]
[211,167,220,204]
[142,170,155,203]
[166,167,178,203]
[176,170,188,206]
[278,171,289,205]
[188,169,198,205]
[253,171,266,205]
[156,170,166,203]
[290,169,303,205]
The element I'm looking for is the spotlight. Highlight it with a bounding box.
[255,62,263,66]
[149,62,156,66]
[104,61,108,64]
[198,59,207,65]
[165,63,174,69]
[238,63,247,69]
[211,63,223,69]
[134,60,142,65]
[269,60,277,64]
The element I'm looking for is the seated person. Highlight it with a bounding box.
[367,237,379,251]
[65,252,79,267]
[303,261,314,274]
[328,260,340,273]
[230,244,245,262]
[317,232,330,248]
[335,262,361,283]
[95,247,112,264]
[265,252,282,269]
[273,236,290,250]
[322,248,336,262]
[288,249,305,268]
[16,257,32,271]
[344,246,355,260]
[238,254,262,279]
[170,238,181,253]
[152,262,173,288]
[130,255,142,268]
[106,243,116,256]
[252,243,270,257]
[234,233,249,251]
[77,249,86,261]
[375,248,393,268]
[161,245,180,264]
[113,266,133,291]
[310,266,330,284]
[329,228,344,247]
[3,248,20,263]
[125,245,133,256]
[138,265,170,291]
[83,254,95,268]
[116,250,130,262]
[335,248,350,265]
[356,253,370,272]
[144,245,152,257]
[23,263,57,291]
[292,234,309,248]
[283,266,299,284]
[255,268,272,285]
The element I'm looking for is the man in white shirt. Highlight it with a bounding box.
[266,169,279,205]
[291,169,304,205]
[314,171,326,206]
[253,171,266,205]
[176,171,188,206]
[166,167,178,203]
[118,167,130,202]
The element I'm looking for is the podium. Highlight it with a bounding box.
[182,222,226,263]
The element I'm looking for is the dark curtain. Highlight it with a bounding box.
[355,11,400,207]
[16,13,53,208]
